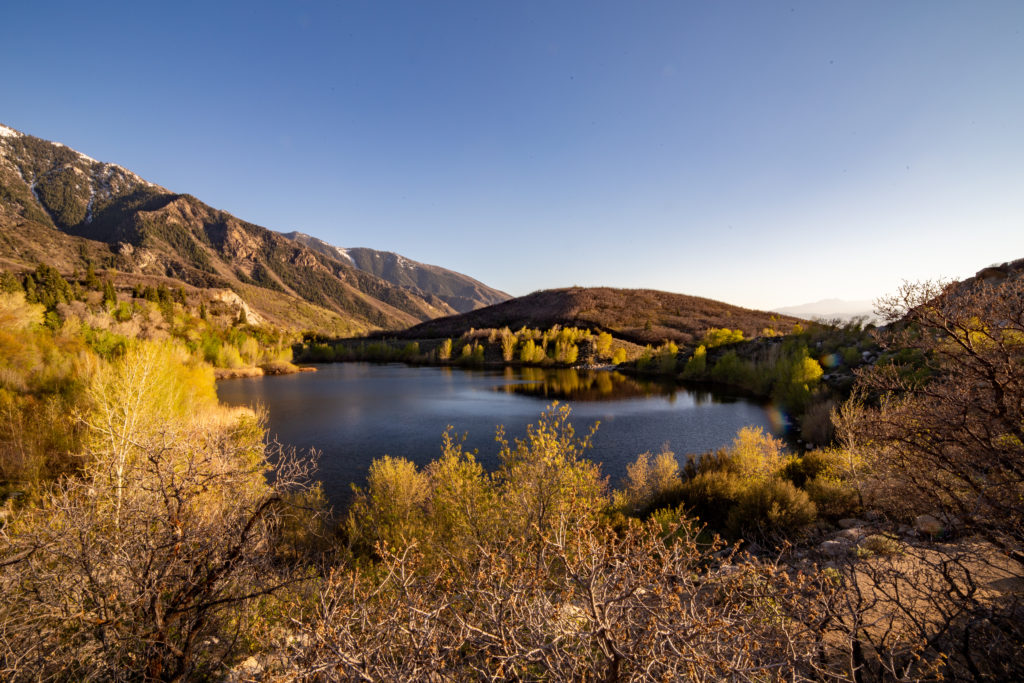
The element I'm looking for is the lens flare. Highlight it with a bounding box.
[820,352,842,369]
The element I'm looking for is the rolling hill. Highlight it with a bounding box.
[397,286,804,347]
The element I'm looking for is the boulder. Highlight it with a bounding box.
[914,514,945,536]
[836,527,867,542]
[838,518,865,529]
[820,540,848,557]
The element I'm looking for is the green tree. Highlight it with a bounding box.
[84,262,100,290]
[681,344,707,378]
[102,279,117,307]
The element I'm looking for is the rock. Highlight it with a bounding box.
[915,514,945,536]
[836,527,867,541]
[211,289,265,326]
[838,518,865,529]
[820,540,848,557]
[234,656,262,678]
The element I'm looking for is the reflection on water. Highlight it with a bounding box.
[499,366,736,406]
[217,363,777,508]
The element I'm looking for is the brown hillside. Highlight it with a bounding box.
[0,123,469,333]
[398,287,804,346]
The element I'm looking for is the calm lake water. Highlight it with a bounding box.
[217,363,781,508]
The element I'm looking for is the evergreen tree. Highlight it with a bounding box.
[102,280,117,307]
[23,274,37,303]
[0,270,23,294]
[85,262,100,290]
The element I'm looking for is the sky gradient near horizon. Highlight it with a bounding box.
[3,1,1022,310]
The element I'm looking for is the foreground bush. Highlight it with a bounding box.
[0,341,319,680]
[287,518,830,681]
[346,403,607,561]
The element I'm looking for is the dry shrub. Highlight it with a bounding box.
[285,518,830,681]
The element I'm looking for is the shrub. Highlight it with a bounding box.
[681,344,707,378]
[799,398,836,445]
[496,403,607,541]
[702,328,744,348]
[0,291,44,330]
[730,426,786,480]
[725,478,817,540]
[347,455,430,554]
[678,469,744,531]
[617,448,682,514]
[857,533,903,557]
[709,350,755,387]
[217,344,244,369]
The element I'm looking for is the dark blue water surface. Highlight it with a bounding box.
[217,363,780,507]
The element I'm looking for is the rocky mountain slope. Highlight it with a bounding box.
[398,286,804,346]
[0,123,483,333]
[284,232,509,313]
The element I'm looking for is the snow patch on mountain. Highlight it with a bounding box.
[0,124,21,138]
[333,246,354,264]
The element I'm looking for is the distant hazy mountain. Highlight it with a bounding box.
[774,299,877,322]
[284,232,510,313]
[0,122,511,333]
[400,287,806,346]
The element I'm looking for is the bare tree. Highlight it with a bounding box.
[841,277,1024,557]
[826,276,1024,680]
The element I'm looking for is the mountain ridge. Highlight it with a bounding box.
[0,123,506,333]
[284,232,510,313]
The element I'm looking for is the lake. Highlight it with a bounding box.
[217,363,782,508]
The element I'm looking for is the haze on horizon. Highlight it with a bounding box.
[3,1,1022,311]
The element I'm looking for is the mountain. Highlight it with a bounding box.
[284,232,509,313]
[397,286,804,346]
[0,123,496,333]
[774,298,877,322]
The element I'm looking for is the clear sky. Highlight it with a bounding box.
[3,1,1022,310]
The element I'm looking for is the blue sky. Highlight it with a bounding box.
[4,1,1022,309]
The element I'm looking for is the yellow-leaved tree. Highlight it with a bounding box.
[0,339,319,680]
